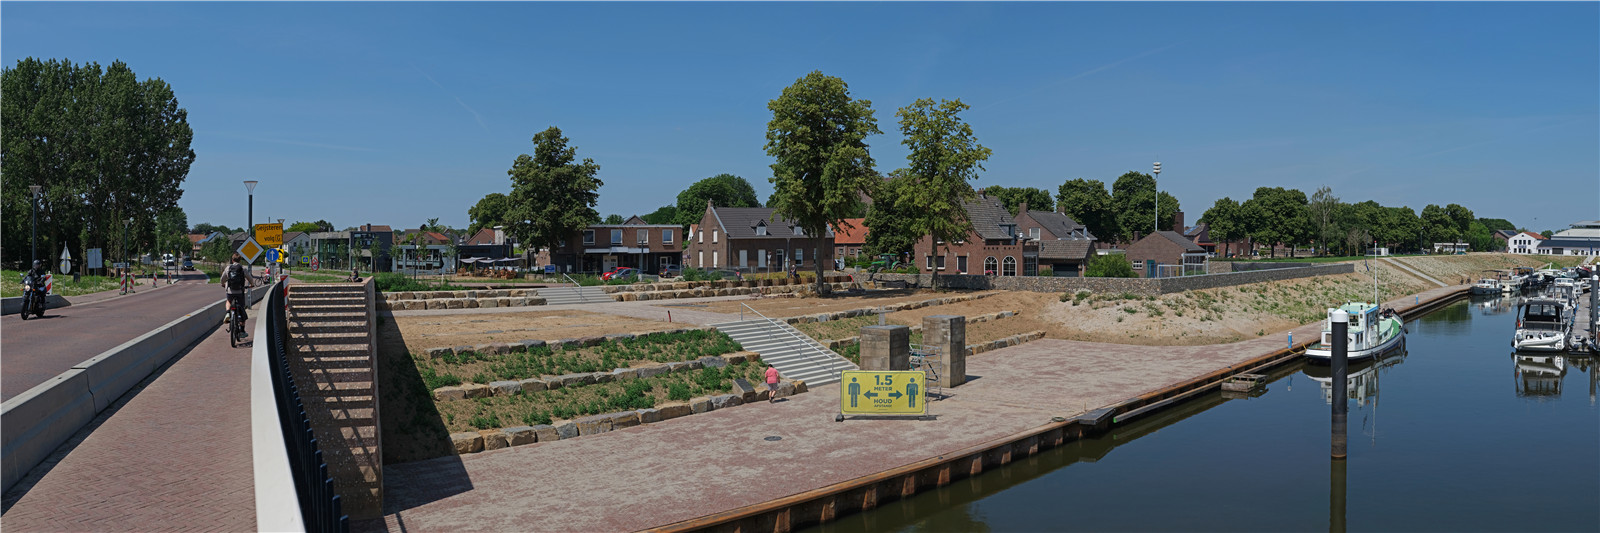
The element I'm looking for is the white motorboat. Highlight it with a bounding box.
[1470,278,1502,295]
[1306,302,1405,362]
[1514,298,1569,352]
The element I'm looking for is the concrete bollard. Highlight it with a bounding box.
[1331,309,1349,460]
[923,315,967,388]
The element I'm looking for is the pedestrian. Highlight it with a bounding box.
[765,364,781,403]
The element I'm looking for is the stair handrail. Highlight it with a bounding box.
[561,273,590,303]
[739,302,846,385]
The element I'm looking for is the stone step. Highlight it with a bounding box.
[292,367,373,383]
[292,356,373,370]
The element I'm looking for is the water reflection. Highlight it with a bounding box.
[1514,353,1566,398]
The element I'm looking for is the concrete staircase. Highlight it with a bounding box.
[536,285,614,305]
[710,319,857,387]
[285,282,382,519]
[1381,257,1447,287]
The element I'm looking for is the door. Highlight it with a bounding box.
[604,255,617,272]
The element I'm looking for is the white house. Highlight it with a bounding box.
[1508,231,1543,255]
[1539,221,1600,256]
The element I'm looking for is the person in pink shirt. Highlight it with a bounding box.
[765,364,781,403]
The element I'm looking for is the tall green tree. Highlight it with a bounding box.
[980,185,1054,216]
[192,223,237,236]
[1420,204,1456,244]
[641,205,678,225]
[2,58,195,271]
[1110,171,1180,242]
[1055,178,1118,242]
[505,127,603,254]
[765,71,881,294]
[1307,186,1341,256]
[1084,253,1136,278]
[468,192,512,237]
[1465,220,1496,252]
[155,207,188,259]
[862,170,920,259]
[287,221,323,234]
[673,174,761,227]
[1200,197,1245,257]
[1383,206,1422,252]
[893,97,991,285]
[603,214,625,224]
[1241,187,1310,258]
[1444,203,1475,242]
[1477,218,1515,232]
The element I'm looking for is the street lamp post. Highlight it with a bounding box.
[28,185,42,266]
[244,180,258,240]
[1152,161,1162,234]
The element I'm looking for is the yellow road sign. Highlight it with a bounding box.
[255,223,283,248]
[840,370,927,415]
[237,237,263,264]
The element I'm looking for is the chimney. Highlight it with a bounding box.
[1019,201,1029,216]
[1173,211,1185,234]
[493,225,505,245]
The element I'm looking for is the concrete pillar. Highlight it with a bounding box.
[859,325,910,371]
[923,315,967,387]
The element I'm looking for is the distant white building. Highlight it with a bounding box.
[1508,231,1544,255]
[1432,242,1469,254]
[1538,221,1600,256]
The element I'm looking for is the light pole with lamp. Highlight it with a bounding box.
[28,185,42,266]
[1152,161,1162,234]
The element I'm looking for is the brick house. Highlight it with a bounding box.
[687,202,834,274]
[831,218,868,263]
[546,215,682,275]
[1125,230,1208,278]
[912,195,1025,276]
[1013,202,1096,276]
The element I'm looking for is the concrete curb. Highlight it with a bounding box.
[0,294,71,316]
[1,285,270,494]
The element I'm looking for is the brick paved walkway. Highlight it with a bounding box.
[356,285,1465,531]
[1,300,258,531]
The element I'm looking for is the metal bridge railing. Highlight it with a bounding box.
[251,278,348,532]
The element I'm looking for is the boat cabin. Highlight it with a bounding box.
[1322,302,1379,348]
[1520,299,1565,329]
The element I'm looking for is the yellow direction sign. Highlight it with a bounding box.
[840,370,927,416]
[255,223,283,248]
[237,237,263,264]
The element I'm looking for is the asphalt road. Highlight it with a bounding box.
[1,272,230,401]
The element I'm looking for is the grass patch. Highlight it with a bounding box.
[1,269,123,297]
[419,329,744,386]
[792,315,885,341]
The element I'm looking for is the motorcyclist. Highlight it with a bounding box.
[224,254,253,327]
[21,259,48,287]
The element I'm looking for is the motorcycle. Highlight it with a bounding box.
[19,271,51,320]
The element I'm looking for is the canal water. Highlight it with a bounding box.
[812,296,1600,532]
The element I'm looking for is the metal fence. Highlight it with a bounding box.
[263,280,349,532]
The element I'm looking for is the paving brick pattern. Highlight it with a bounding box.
[1,302,257,531]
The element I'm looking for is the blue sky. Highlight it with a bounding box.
[4,2,1596,233]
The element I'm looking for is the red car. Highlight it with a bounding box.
[600,267,637,281]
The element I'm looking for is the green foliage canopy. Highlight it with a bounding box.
[468,192,511,237]
[981,185,1053,216]
[1110,171,1179,241]
[673,174,760,227]
[862,170,921,259]
[505,127,604,253]
[1200,197,1245,255]
[1055,178,1118,243]
[892,97,991,264]
[1085,253,1137,278]
[1241,187,1310,257]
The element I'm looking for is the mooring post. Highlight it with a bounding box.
[1331,309,1349,459]
[1330,453,1348,533]
[1591,276,1597,343]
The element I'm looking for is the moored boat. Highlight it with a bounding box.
[1305,302,1406,362]
[1513,297,1569,352]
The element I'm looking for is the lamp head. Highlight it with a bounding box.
[243,180,259,193]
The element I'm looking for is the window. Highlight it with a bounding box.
[697,230,704,244]
[957,255,968,274]
[713,230,719,243]
[1003,256,1017,276]
[637,230,647,245]
[758,249,767,268]
[662,229,673,244]
[611,229,623,245]
[927,255,935,270]
[1029,228,1040,239]
[794,226,804,236]
[984,257,998,275]
[1133,260,1144,270]
[739,250,748,268]
[697,251,704,267]
[713,251,719,267]
[795,248,804,264]
[755,223,767,236]
[583,230,595,245]
[936,255,946,270]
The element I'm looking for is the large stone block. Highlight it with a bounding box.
[480,429,509,451]
[489,380,522,397]
[504,426,537,446]
[479,298,500,308]
[730,379,758,404]
[451,432,484,454]
[690,396,713,414]
[425,347,453,360]
[461,383,492,399]
[427,300,447,310]
[710,394,743,409]
[453,345,474,356]
[636,408,661,424]
[636,364,669,379]
[611,368,639,381]
[555,422,578,439]
[859,325,911,371]
[558,373,596,387]
[518,378,547,393]
[575,414,612,436]
[519,339,547,351]
[446,299,466,309]
[541,375,564,390]
[532,424,560,443]
[922,315,968,388]
[464,299,479,309]
[591,371,614,384]
[697,356,727,368]
[792,380,808,394]
[433,386,466,401]
[658,404,691,420]
[609,411,640,429]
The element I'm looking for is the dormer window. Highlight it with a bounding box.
[793,225,804,236]
[755,222,767,236]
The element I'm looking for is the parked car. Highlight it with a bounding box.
[182,259,195,271]
[659,264,682,278]
[600,267,637,281]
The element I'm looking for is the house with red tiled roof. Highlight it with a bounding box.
[1509,231,1545,255]
[830,218,867,261]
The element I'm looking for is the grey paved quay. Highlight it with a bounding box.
[362,285,1466,532]
[1,297,259,531]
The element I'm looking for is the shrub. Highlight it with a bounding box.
[1038,266,1054,277]
[667,382,692,401]
[468,414,499,429]
[1085,254,1137,278]
[522,411,553,426]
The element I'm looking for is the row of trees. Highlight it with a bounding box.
[1200,186,1515,257]
[2,58,196,271]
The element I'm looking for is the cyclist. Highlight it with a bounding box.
[223,254,253,333]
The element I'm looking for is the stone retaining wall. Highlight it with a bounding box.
[966,331,1047,355]
[380,289,546,311]
[779,292,1000,327]
[446,377,810,455]
[419,326,720,360]
[602,274,855,294]
[613,282,851,302]
[822,310,1018,351]
[430,351,763,401]
[870,263,1353,296]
